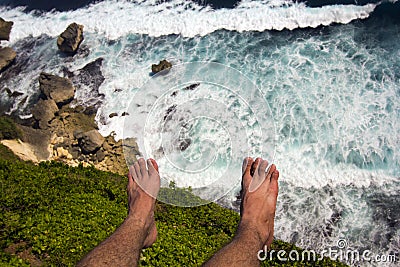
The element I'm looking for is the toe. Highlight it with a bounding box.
[242,157,253,189]
[249,158,266,192]
[127,168,135,191]
[138,158,147,172]
[148,158,159,173]
[134,160,142,179]
[250,158,261,176]
[269,169,279,195]
[258,159,269,177]
[242,157,252,175]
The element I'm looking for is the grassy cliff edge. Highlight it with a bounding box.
[0,144,348,266]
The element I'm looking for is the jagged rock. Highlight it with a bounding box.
[89,153,97,162]
[0,35,49,99]
[57,23,84,54]
[70,146,81,159]
[4,88,23,98]
[0,47,16,72]
[73,129,84,140]
[151,59,172,74]
[59,112,70,120]
[105,156,114,168]
[78,129,105,154]
[39,73,75,106]
[62,45,90,62]
[121,112,129,116]
[75,58,104,88]
[114,146,123,156]
[56,146,73,159]
[83,105,98,116]
[61,66,74,78]
[31,99,59,129]
[51,135,64,145]
[0,18,13,41]
[183,83,200,91]
[178,138,191,151]
[96,149,106,162]
[73,105,98,116]
[109,112,118,118]
[71,58,105,107]
[102,141,112,152]
[163,105,177,121]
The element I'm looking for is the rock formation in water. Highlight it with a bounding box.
[0,25,140,175]
[183,83,200,91]
[75,129,105,154]
[31,99,59,130]
[0,47,16,72]
[57,23,84,54]
[39,72,75,106]
[0,17,13,41]
[151,59,172,74]
[0,18,16,73]
[71,57,105,107]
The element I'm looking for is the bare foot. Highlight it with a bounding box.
[239,157,279,248]
[127,158,160,248]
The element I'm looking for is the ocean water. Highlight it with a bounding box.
[0,0,399,266]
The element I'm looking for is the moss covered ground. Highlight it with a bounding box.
[0,116,23,140]
[0,144,348,266]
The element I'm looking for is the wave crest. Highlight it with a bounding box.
[1,0,376,42]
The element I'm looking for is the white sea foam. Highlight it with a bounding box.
[273,180,400,262]
[92,25,399,191]
[0,0,376,42]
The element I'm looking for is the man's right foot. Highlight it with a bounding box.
[239,157,279,248]
[127,158,160,248]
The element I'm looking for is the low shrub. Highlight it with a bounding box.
[0,116,23,140]
[0,148,347,266]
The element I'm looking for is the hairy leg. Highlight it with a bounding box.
[203,157,279,267]
[128,158,160,248]
[240,157,279,249]
[77,158,160,267]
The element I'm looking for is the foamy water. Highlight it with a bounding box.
[0,0,376,42]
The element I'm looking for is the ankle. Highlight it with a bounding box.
[235,221,268,249]
[125,214,151,229]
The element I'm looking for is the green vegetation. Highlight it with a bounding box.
[0,142,21,161]
[0,144,348,266]
[0,116,23,140]
[158,181,209,207]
